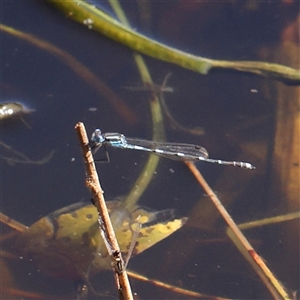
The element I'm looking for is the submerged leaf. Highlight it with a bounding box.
[15,201,186,279]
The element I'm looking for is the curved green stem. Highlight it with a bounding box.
[106,0,165,214]
[47,0,300,85]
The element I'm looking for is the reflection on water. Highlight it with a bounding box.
[0,101,34,121]
[0,0,299,299]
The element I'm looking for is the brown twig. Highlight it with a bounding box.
[185,161,290,300]
[126,270,230,300]
[75,122,133,300]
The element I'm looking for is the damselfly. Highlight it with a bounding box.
[89,129,255,169]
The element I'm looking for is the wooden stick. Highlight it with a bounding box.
[75,122,133,300]
[185,161,290,300]
[126,270,230,300]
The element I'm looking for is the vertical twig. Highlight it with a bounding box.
[75,122,133,300]
[185,161,290,300]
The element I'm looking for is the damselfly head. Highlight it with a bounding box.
[91,129,104,143]
[89,129,106,153]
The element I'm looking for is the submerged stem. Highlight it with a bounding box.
[47,0,300,85]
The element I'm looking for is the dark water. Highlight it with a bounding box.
[1,1,299,299]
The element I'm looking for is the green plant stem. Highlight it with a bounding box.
[107,0,165,215]
[47,0,300,85]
